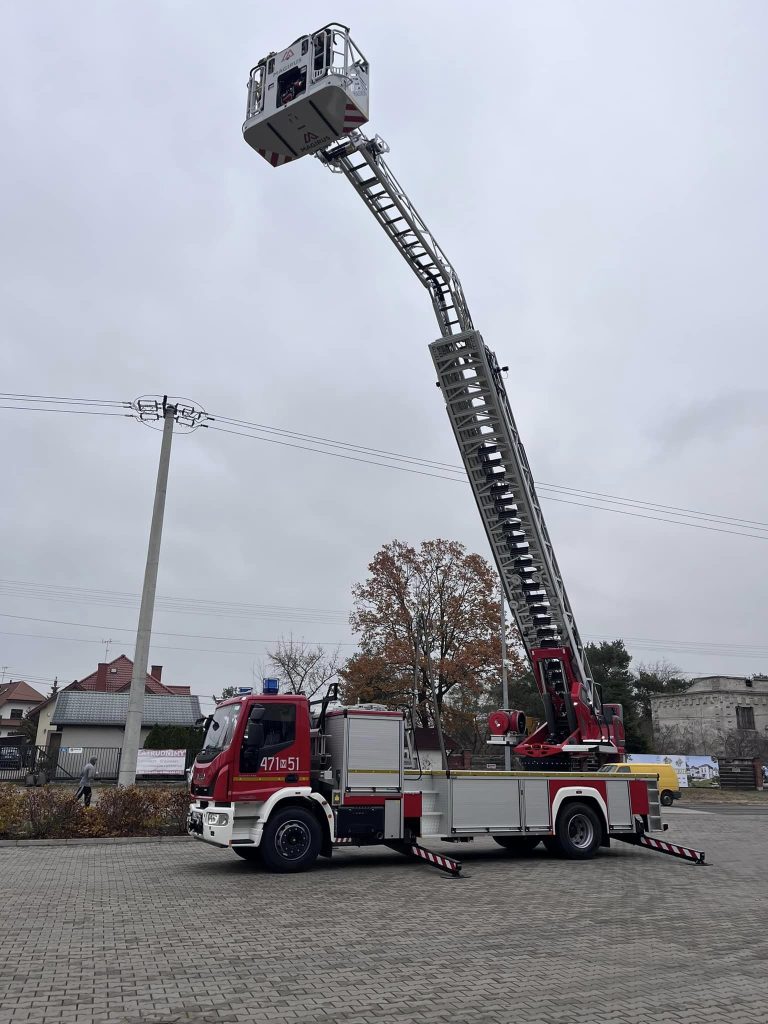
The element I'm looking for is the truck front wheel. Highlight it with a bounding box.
[554,802,601,860]
[260,806,321,873]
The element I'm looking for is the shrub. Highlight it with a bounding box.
[161,786,191,835]
[0,785,27,838]
[24,786,91,839]
[92,786,166,837]
[0,783,191,840]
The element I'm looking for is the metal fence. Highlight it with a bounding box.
[0,745,198,783]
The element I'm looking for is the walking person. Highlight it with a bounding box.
[74,757,98,808]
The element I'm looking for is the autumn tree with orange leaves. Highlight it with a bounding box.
[341,539,526,750]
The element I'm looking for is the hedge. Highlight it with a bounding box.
[0,784,190,840]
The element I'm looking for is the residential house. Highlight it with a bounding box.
[0,680,46,738]
[32,655,194,750]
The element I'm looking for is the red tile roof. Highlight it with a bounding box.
[76,655,189,695]
[0,680,46,704]
[27,657,190,717]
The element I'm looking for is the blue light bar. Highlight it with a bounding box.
[237,686,253,695]
[262,677,280,695]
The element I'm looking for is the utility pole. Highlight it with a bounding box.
[118,395,209,786]
[102,639,113,662]
[500,577,511,771]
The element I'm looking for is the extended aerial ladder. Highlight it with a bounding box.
[242,23,624,768]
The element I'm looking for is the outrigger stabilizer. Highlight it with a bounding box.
[615,830,706,864]
[386,841,463,877]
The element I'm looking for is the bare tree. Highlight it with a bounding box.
[720,729,768,758]
[265,635,341,700]
[652,719,768,759]
[652,721,722,756]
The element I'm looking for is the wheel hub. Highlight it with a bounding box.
[568,813,595,849]
[275,820,311,860]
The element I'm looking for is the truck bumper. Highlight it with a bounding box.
[187,801,235,848]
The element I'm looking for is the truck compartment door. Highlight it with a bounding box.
[344,715,403,792]
[522,778,550,830]
[605,780,633,828]
[451,777,521,831]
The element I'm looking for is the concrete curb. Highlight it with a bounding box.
[0,835,192,848]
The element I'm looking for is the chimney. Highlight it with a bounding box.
[96,663,108,691]
[151,665,163,682]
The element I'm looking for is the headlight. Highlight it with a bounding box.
[206,812,229,826]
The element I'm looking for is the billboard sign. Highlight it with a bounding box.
[685,755,720,787]
[626,753,688,788]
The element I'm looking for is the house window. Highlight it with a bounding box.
[9,709,23,719]
[736,706,755,730]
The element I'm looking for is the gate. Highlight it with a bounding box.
[718,757,760,790]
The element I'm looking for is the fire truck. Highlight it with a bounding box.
[187,24,705,873]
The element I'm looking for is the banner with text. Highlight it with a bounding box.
[137,749,187,776]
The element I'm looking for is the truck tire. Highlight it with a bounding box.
[660,790,674,807]
[260,806,321,873]
[493,836,541,854]
[554,802,601,860]
[232,847,261,863]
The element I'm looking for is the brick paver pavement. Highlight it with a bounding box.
[0,807,765,1024]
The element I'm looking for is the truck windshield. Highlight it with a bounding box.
[198,703,241,763]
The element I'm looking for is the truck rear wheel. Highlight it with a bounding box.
[554,802,601,860]
[260,806,321,873]
[660,790,674,807]
[493,836,541,854]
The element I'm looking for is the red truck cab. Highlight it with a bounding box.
[190,694,312,804]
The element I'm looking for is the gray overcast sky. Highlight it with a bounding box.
[1,1,766,708]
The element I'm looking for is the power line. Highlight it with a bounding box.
[3,393,765,537]
[209,424,463,485]
[531,495,768,541]
[0,612,354,646]
[0,405,130,417]
[0,393,128,407]
[208,424,768,540]
[0,580,349,625]
[210,412,768,531]
[536,481,768,531]
[0,628,352,654]
[214,414,463,472]
[1,614,766,662]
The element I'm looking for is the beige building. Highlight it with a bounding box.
[650,675,768,749]
[0,680,46,737]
